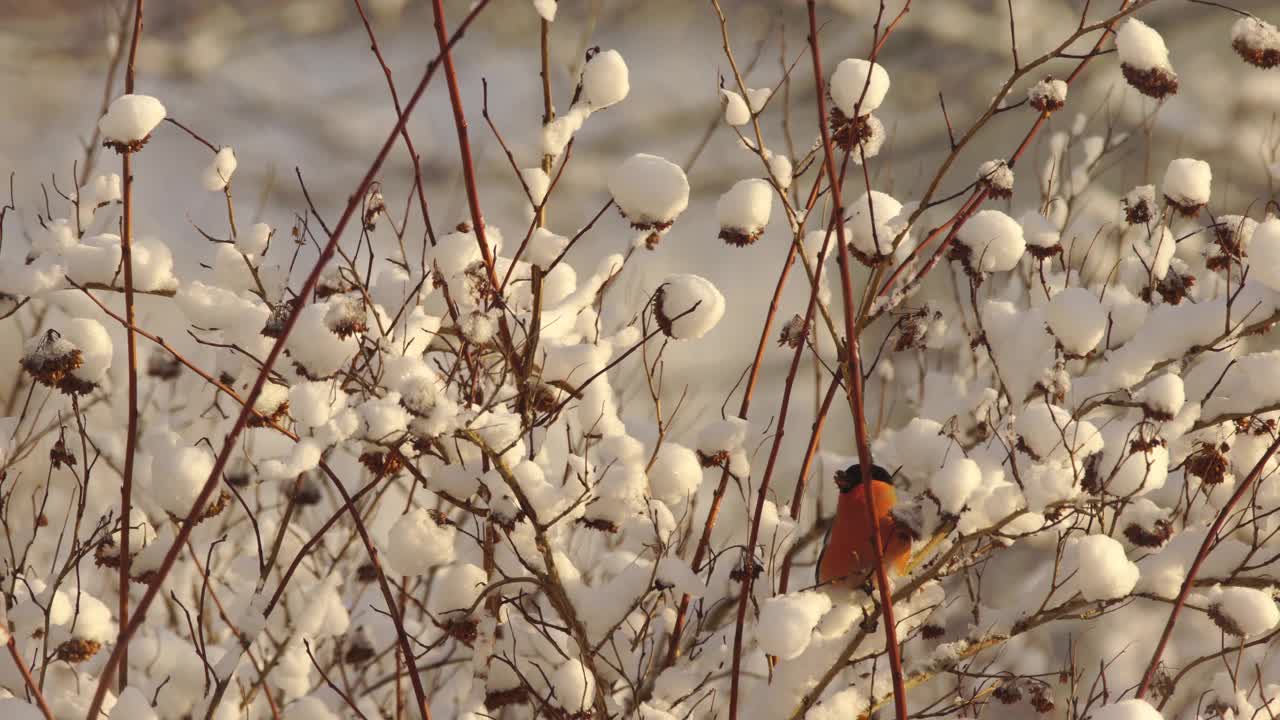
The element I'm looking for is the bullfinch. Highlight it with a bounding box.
[817,463,912,589]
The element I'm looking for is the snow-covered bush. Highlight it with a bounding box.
[2,2,1279,720]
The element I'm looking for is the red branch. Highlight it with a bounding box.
[806,2,908,718]
[7,638,55,720]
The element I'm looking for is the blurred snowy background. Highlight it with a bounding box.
[1,0,1276,453]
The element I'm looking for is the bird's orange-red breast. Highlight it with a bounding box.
[817,463,911,589]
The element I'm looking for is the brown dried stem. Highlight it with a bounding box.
[116,0,144,690]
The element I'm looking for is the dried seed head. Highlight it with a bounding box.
[146,352,182,380]
[718,227,760,247]
[485,688,531,711]
[358,449,403,477]
[325,295,368,339]
[1208,602,1246,637]
[315,265,354,299]
[729,555,763,583]
[993,684,1023,705]
[94,539,122,570]
[441,617,479,646]
[1029,686,1055,714]
[1028,76,1067,113]
[1122,185,1156,225]
[976,159,1014,199]
[262,300,295,338]
[829,107,885,160]
[1124,518,1173,548]
[892,308,931,352]
[1121,63,1179,99]
[21,330,84,390]
[400,375,442,417]
[1140,269,1195,306]
[363,185,387,231]
[50,437,76,469]
[1207,215,1256,272]
[1231,17,1280,69]
[343,628,376,665]
[55,638,102,664]
[287,475,324,506]
[247,398,290,429]
[777,314,808,349]
[1185,441,1229,485]
[180,490,231,525]
[576,516,619,534]
[920,624,945,639]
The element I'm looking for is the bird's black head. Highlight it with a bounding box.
[834,463,893,494]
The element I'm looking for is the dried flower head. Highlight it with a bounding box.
[325,295,368,339]
[1121,64,1179,99]
[262,300,295,338]
[1028,76,1067,113]
[146,352,182,380]
[359,449,403,477]
[21,330,84,390]
[1232,17,1280,69]
[1185,441,1229,485]
[1124,518,1173,548]
[363,184,387,231]
[344,629,376,665]
[1122,185,1156,225]
[977,159,1014,199]
[777,314,808,349]
[829,107,884,159]
[55,638,102,664]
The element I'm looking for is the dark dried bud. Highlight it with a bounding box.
[993,683,1023,705]
[576,516,619,534]
[921,624,946,640]
[147,353,182,380]
[343,632,376,665]
[286,476,323,507]
[485,688,530,710]
[1208,602,1245,637]
[358,450,403,477]
[1029,686,1055,713]
[441,617,479,646]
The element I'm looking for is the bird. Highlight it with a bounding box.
[817,463,913,590]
